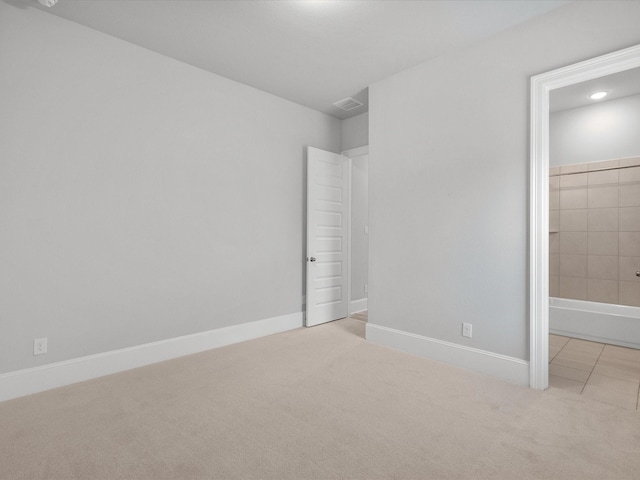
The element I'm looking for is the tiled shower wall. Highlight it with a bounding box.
[550,157,640,307]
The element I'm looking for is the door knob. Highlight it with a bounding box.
[308,257,317,262]
[636,271,640,277]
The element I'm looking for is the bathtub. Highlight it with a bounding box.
[549,297,640,349]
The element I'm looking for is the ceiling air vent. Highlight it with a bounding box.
[333,97,363,112]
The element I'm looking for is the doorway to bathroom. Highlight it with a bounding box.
[546,73,640,409]
[530,44,640,408]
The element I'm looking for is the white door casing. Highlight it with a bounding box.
[306,147,349,327]
[529,43,640,390]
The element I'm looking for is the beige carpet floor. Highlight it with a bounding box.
[1,318,639,480]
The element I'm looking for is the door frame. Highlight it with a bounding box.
[342,146,369,316]
[529,44,640,390]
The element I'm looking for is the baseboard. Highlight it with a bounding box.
[366,323,529,386]
[0,312,303,403]
[350,298,368,314]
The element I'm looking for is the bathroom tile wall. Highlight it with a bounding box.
[550,157,640,307]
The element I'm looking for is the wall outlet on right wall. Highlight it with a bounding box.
[462,323,472,338]
[33,338,47,355]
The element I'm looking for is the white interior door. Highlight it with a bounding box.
[306,147,349,327]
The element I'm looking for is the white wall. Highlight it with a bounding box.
[369,1,640,361]
[0,3,341,374]
[550,93,640,166]
[341,112,369,152]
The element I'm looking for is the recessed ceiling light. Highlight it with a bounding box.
[589,91,608,100]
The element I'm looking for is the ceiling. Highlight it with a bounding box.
[31,0,570,119]
[550,67,640,112]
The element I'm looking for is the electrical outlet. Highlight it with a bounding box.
[462,323,472,338]
[33,338,47,355]
[364,284,368,293]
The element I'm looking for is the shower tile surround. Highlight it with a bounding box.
[550,157,640,307]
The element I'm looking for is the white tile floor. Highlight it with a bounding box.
[549,334,640,411]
